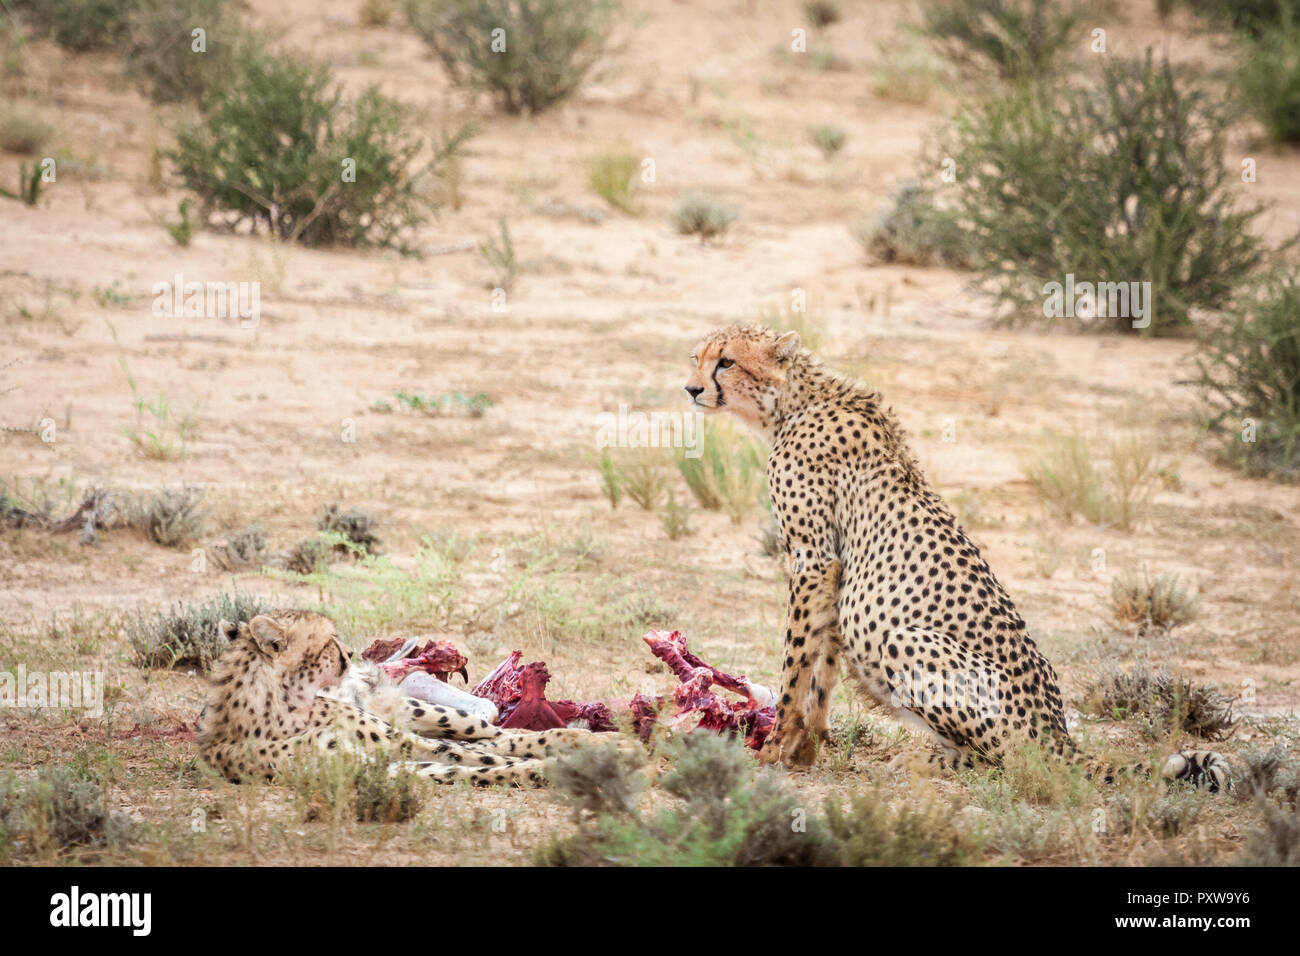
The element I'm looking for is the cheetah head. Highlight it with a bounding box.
[686,325,801,433]
[218,610,352,695]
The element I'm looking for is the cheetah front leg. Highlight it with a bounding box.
[758,552,843,768]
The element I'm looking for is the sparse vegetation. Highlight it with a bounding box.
[671,196,737,241]
[659,488,692,539]
[0,767,132,862]
[0,110,51,155]
[404,0,622,114]
[317,503,382,555]
[808,123,847,158]
[478,217,519,292]
[1023,429,1159,531]
[804,0,842,28]
[1238,12,1300,144]
[675,421,769,523]
[123,0,240,104]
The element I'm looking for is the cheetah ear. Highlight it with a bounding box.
[773,330,800,362]
[247,615,287,657]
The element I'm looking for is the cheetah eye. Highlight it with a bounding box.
[718,358,734,370]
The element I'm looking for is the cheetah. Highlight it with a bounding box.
[685,325,1229,791]
[197,610,597,787]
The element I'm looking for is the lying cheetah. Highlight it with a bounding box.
[197,610,594,786]
[685,325,1229,791]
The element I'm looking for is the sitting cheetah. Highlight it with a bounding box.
[197,610,596,786]
[685,325,1229,791]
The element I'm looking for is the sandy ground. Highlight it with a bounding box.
[1,0,1297,865]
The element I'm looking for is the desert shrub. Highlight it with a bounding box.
[805,0,842,28]
[0,110,52,155]
[1233,745,1300,808]
[352,756,423,823]
[1237,13,1300,144]
[0,768,131,861]
[675,420,767,523]
[317,503,381,555]
[671,196,737,241]
[918,0,1083,81]
[14,0,136,52]
[1023,429,1158,531]
[1192,269,1300,480]
[1238,803,1300,864]
[285,537,333,575]
[126,486,205,547]
[359,0,398,27]
[123,0,240,104]
[1110,568,1198,633]
[808,123,847,158]
[128,591,271,670]
[172,42,469,250]
[404,0,621,114]
[586,148,641,214]
[612,450,667,511]
[596,448,621,508]
[826,789,978,864]
[478,217,518,291]
[940,53,1269,334]
[287,749,424,824]
[854,181,973,268]
[547,739,646,819]
[1079,664,1237,741]
[659,489,692,540]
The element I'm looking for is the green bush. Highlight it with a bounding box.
[941,52,1268,335]
[1193,269,1300,480]
[14,0,136,53]
[123,0,240,104]
[854,181,973,268]
[671,196,737,241]
[0,768,132,861]
[404,0,621,114]
[172,42,469,250]
[1238,13,1300,144]
[918,0,1084,81]
[1178,0,1300,36]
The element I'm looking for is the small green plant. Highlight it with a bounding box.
[1193,269,1300,481]
[404,0,622,114]
[93,281,130,308]
[871,35,947,104]
[853,181,973,269]
[672,196,737,242]
[1023,429,1159,531]
[1110,568,1198,633]
[168,198,195,247]
[393,391,493,417]
[125,389,198,460]
[918,0,1083,81]
[808,123,847,158]
[596,447,622,508]
[0,160,43,205]
[479,217,518,292]
[126,486,206,548]
[675,421,767,523]
[127,591,271,670]
[13,0,134,52]
[0,110,52,155]
[586,148,642,214]
[617,450,667,511]
[659,488,692,539]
